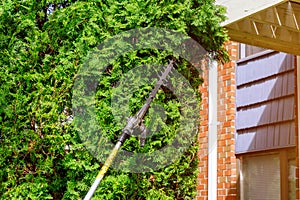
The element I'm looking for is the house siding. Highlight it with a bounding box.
[198,44,299,199]
[235,52,296,154]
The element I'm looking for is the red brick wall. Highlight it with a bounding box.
[216,42,238,200]
[197,60,209,200]
[197,41,238,200]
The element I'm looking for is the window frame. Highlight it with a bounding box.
[238,148,296,200]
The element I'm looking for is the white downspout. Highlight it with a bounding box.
[208,60,218,200]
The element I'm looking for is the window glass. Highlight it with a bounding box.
[288,158,296,199]
[239,44,266,59]
[242,154,280,200]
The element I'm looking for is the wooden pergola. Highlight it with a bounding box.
[216,0,300,55]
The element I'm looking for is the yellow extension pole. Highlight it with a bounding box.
[84,141,122,200]
[83,60,174,199]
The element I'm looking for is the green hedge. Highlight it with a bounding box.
[0,0,228,199]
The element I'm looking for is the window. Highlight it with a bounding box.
[239,149,296,200]
[239,44,267,59]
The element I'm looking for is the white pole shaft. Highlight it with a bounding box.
[84,141,122,200]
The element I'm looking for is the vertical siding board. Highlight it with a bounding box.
[274,124,280,146]
[236,131,255,153]
[256,127,268,150]
[235,133,242,153]
[269,78,277,99]
[252,85,259,104]
[270,101,279,123]
[261,80,270,101]
[236,90,241,107]
[290,122,295,145]
[235,133,243,153]
[279,53,288,72]
[281,73,288,97]
[258,105,266,126]
[236,85,250,107]
[236,111,242,129]
[275,76,283,98]
[250,129,257,151]
[267,126,275,148]
[235,64,248,85]
[282,97,294,121]
[284,54,293,71]
[255,129,263,150]
[277,99,284,122]
[287,72,294,95]
[264,103,272,125]
[279,123,290,146]
[260,81,267,103]
[278,53,291,72]
[235,52,295,154]
[236,64,245,86]
[249,108,258,127]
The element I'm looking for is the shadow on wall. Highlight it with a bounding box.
[235,51,296,199]
[235,51,295,154]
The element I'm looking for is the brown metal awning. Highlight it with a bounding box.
[216,0,300,55]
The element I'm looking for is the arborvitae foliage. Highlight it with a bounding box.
[0,0,228,199]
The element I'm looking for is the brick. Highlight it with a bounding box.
[197,41,238,199]
[197,184,205,190]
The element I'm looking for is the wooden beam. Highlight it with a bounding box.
[227,28,300,55]
[249,17,300,33]
[291,0,300,3]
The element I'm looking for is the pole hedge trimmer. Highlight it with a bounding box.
[84,60,174,200]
